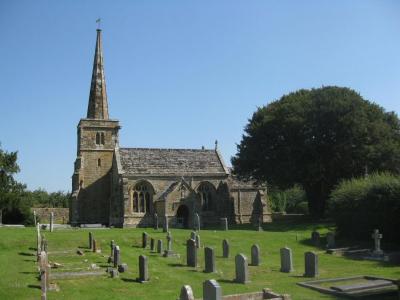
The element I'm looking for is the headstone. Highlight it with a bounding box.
[221,218,228,231]
[222,239,229,258]
[150,238,155,251]
[195,234,201,248]
[49,212,54,232]
[304,251,318,277]
[280,247,294,273]
[33,210,37,225]
[109,240,115,261]
[138,255,149,283]
[194,213,200,231]
[154,213,158,230]
[235,254,250,283]
[179,285,195,300]
[257,216,263,231]
[186,239,197,267]
[311,231,320,246]
[251,244,260,266]
[89,232,93,250]
[113,245,120,268]
[157,239,163,254]
[163,231,175,257]
[204,247,216,273]
[326,232,335,249]
[118,263,128,273]
[190,231,197,240]
[163,215,169,232]
[92,239,97,253]
[203,279,222,300]
[371,229,383,256]
[110,269,119,278]
[142,232,148,248]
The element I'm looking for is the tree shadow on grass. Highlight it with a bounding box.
[167,263,186,267]
[18,252,35,256]
[218,279,236,284]
[20,271,37,274]
[27,284,40,289]
[120,278,141,284]
[28,247,36,251]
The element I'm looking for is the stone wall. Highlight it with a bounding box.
[32,208,70,224]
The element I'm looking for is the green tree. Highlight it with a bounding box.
[232,86,400,218]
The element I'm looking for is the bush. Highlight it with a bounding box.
[269,185,308,214]
[329,173,400,243]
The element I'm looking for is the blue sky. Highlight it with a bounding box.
[1,1,399,192]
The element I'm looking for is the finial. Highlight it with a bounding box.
[215,140,218,150]
[201,146,205,150]
[96,18,101,30]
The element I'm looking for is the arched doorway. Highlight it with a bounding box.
[176,205,190,228]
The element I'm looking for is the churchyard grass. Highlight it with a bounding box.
[0,222,399,299]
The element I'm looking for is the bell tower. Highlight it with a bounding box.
[70,29,120,225]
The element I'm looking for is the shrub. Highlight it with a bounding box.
[329,173,400,243]
[269,185,308,214]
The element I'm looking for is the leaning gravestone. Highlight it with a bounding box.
[326,232,335,249]
[204,247,216,273]
[203,279,222,300]
[304,251,318,277]
[113,245,120,268]
[163,215,169,233]
[186,239,197,267]
[154,213,158,230]
[235,254,250,283]
[251,244,260,266]
[142,232,148,248]
[89,232,93,250]
[179,285,195,300]
[311,231,320,246]
[137,255,149,283]
[280,247,294,272]
[157,239,163,254]
[222,239,229,258]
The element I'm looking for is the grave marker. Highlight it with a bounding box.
[304,251,318,277]
[163,215,169,232]
[154,213,158,230]
[326,232,335,249]
[195,234,201,248]
[113,245,120,268]
[204,247,216,273]
[89,232,93,250]
[251,244,260,266]
[138,255,149,283]
[194,213,200,231]
[235,254,250,283]
[221,218,228,231]
[179,285,194,300]
[280,247,294,273]
[157,239,163,254]
[150,238,155,251]
[186,239,197,267]
[222,239,229,258]
[311,231,320,246]
[203,279,222,300]
[371,229,383,256]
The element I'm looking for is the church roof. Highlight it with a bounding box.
[118,147,229,176]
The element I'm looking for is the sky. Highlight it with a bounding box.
[0,1,399,192]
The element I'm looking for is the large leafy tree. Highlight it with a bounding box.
[232,86,400,218]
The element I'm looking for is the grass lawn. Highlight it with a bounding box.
[0,222,399,299]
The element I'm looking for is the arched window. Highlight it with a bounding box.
[198,182,216,211]
[130,181,154,214]
[97,158,101,167]
[100,132,105,145]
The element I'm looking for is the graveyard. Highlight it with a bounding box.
[1,221,399,300]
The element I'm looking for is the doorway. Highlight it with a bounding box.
[176,205,189,228]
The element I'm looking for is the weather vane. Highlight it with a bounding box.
[96,18,101,30]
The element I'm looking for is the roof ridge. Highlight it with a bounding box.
[119,147,215,152]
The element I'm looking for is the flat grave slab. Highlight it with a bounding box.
[298,275,398,298]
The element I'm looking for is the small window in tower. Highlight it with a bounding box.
[96,132,100,145]
[101,132,105,145]
[97,158,101,167]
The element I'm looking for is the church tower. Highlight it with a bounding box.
[70,29,120,225]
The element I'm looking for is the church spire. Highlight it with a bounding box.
[87,29,109,119]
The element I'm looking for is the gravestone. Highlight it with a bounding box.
[138,255,149,283]
[311,231,320,246]
[371,229,383,256]
[150,238,155,251]
[89,232,93,250]
[142,232,148,248]
[304,251,318,277]
[186,239,197,267]
[92,239,97,253]
[163,215,169,232]
[251,244,260,266]
[204,247,216,273]
[154,213,158,230]
[113,245,120,268]
[190,231,197,240]
[179,285,194,300]
[118,263,128,273]
[49,212,54,232]
[194,213,200,231]
[109,240,115,261]
[195,234,201,248]
[235,254,250,283]
[163,231,175,257]
[326,232,335,249]
[157,239,163,254]
[203,279,222,300]
[257,215,263,231]
[110,269,119,278]
[221,218,228,231]
[222,239,229,258]
[280,247,294,273]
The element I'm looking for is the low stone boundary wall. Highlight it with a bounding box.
[32,208,69,224]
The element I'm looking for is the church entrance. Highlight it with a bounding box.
[176,205,189,228]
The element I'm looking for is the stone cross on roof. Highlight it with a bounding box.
[371,229,383,256]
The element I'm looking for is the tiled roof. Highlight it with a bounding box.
[119,148,228,176]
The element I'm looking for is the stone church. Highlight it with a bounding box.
[70,29,270,228]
